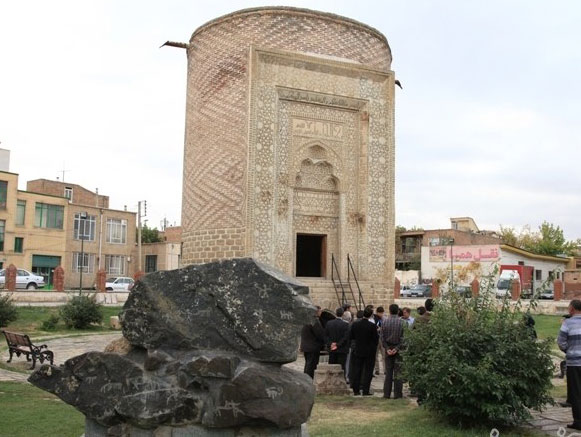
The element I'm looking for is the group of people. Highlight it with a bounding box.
[300,299,434,398]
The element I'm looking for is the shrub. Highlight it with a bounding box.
[0,294,18,327]
[402,279,554,427]
[59,295,103,329]
[41,314,60,331]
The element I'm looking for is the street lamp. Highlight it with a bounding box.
[79,212,88,295]
[449,237,455,290]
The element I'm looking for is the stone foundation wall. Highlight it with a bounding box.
[301,279,393,311]
[182,227,246,263]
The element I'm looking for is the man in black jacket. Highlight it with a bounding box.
[325,307,350,376]
[348,306,379,395]
[300,306,325,379]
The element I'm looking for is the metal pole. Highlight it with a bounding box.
[450,238,454,290]
[79,212,87,296]
[137,201,142,273]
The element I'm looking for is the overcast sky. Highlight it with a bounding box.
[1,1,580,239]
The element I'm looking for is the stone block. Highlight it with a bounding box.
[110,316,122,330]
[313,364,350,395]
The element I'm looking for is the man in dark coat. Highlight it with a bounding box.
[348,306,379,395]
[300,306,325,379]
[381,303,405,399]
[325,307,350,375]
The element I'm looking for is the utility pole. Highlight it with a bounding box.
[138,202,142,273]
[449,237,455,290]
[137,200,147,272]
[79,212,88,296]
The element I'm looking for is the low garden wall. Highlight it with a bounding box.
[0,291,129,306]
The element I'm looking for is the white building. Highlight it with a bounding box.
[421,243,570,289]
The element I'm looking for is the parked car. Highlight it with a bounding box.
[540,289,554,300]
[400,286,413,298]
[410,284,432,298]
[105,277,134,292]
[455,285,472,298]
[0,268,45,290]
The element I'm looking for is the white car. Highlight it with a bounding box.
[0,268,45,290]
[105,277,134,292]
[400,286,413,298]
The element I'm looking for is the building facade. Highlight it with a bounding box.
[141,226,182,273]
[27,179,137,289]
[180,7,396,309]
[396,217,571,292]
[0,171,69,286]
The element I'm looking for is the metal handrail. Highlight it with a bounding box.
[331,254,347,307]
[346,255,360,312]
[347,254,365,310]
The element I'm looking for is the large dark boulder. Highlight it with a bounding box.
[28,352,201,428]
[120,258,314,363]
[29,259,317,432]
[29,350,314,429]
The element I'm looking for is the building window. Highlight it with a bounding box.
[105,255,125,275]
[429,237,440,247]
[535,270,542,281]
[16,200,26,225]
[34,203,64,229]
[0,220,4,251]
[72,252,95,273]
[73,213,96,241]
[0,181,7,209]
[403,237,417,254]
[106,219,127,244]
[145,255,157,273]
[14,237,23,253]
[64,187,73,202]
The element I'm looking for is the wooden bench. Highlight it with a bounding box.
[1,330,54,370]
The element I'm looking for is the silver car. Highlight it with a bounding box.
[105,277,134,292]
[0,268,45,290]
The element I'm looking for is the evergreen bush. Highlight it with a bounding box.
[59,295,103,329]
[41,314,60,331]
[0,294,18,327]
[402,277,554,427]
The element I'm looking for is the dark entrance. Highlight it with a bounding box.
[31,255,61,289]
[296,234,326,277]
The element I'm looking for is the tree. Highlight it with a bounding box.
[526,221,575,256]
[140,225,163,244]
[499,221,577,256]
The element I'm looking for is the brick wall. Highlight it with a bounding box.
[422,229,500,246]
[27,179,109,208]
[183,227,245,264]
[565,270,581,298]
[163,226,182,243]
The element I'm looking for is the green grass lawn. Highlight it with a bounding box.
[309,396,543,436]
[3,306,123,337]
[0,382,84,437]
[533,314,562,340]
[0,385,544,437]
